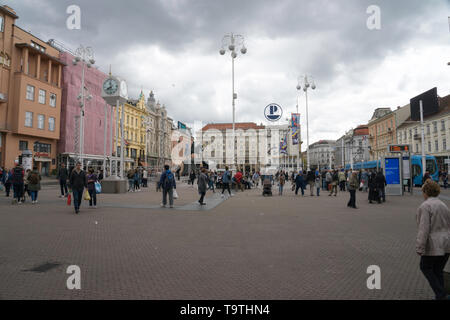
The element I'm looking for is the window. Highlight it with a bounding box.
[0,15,3,32]
[127,116,129,124]
[19,140,28,151]
[427,124,430,135]
[416,144,419,152]
[414,128,418,135]
[443,139,447,151]
[409,129,412,138]
[136,119,138,126]
[39,89,46,104]
[26,85,35,101]
[441,120,446,131]
[33,142,51,153]
[428,141,431,152]
[433,121,437,133]
[435,140,439,152]
[404,131,407,139]
[37,115,45,129]
[25,112,33,127]
[48,117,55,131]
[49,93,56,107]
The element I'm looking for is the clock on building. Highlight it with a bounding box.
[101,75,128,105]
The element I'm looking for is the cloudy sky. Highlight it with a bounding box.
[9,0,450,144]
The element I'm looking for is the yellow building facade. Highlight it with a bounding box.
[116,91,148,170]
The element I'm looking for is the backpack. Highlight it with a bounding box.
[13,167,24,183]
[29,172,39,185]
[163,171,174,190]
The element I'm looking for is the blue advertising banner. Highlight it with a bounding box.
[385,158,400,185]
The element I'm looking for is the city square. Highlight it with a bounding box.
[0,179,448,300]
[0,0,450,304]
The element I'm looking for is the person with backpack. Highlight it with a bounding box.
[315,171,321,196]
[69,161,87,214]
[306,170,315,196]
[221,166,232,197]
[133,169,141,192]
[325,170,332,191]
[338,169,346,191]
[159,165,176,208]
[11,161,24,204]
[57,163,69,198]
[295,171,305,196]
[197,167,209,205]
[87,168,99,209]
[27,167,41,204]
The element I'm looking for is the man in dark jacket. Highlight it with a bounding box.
[295,171,305,196]
[11,162,24,204]
[197,167,209,205]
[375,170,387,203]
[306,170,315,196]
[69,161,87,214]
[368,171,379,204]
[57,163,69,198]
[159,165,176,208]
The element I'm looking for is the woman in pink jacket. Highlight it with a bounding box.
[416,180,450,300]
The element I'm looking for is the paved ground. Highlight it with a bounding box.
[0,181,449,300]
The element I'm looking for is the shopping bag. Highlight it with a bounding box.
[359,182,364,189]
[67,193,72,206]
[95,182,102,194]
[173,189,178,199]
[84,189,91,201]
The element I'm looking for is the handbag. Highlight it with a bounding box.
[84,189,91,201]
[95,182,102,194]
[173,189,178,199]
[67,193,72,206]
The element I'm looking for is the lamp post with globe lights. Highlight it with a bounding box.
[73,45,95,170]
[219,33,247,170]
[296,75,316,172]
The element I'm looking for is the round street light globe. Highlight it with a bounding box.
[228,44,235,51]
[231,52,237,58]
[219,49,226,55]
[240,47,247,54]
[296,85,301,90]
[311,84,316,90]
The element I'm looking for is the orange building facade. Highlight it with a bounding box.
[0,5,64,174]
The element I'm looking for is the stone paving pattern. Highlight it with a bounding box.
[1,180,449,300]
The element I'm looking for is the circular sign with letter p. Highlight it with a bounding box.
[264,103,283,122]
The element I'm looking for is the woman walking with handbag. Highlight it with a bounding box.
[27,167,41,204]
[87,168,98,209]
[69,161,87,214]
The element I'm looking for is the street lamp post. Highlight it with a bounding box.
[73,45,95,170]
[219,33,247,170]
[297,75,316,172]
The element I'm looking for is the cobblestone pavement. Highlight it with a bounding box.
[0,181,449,300]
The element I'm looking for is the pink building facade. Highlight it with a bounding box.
[58,51,115,170]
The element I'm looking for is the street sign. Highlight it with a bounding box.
[388,144,410,153]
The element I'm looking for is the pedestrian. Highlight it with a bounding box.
[221,166,232,197]
[207,171,216,193]
[443,171,448,190]
[361,169,369,192]
[142,168,148,187]
[347,171,359,209]
[279,171,285,195]
[3,168,11,197]
[234,169,244,192]
[295,171,305,196]
[197,167,209,205]
[159,164,176,208]
[69,161,87,214]
[176,166,181,181]
[57,163,69,198]
[27,167,41,204]
[423,171,431,185]
[376,170,387,203]
[134,169,140,192]
[325,170,332,191]
[189,169,196,186]
[127,169,135,192]
[253,171,260,188]
[11,161,24,204]
[416,180,450,300]
[87,168,98,209]
[329,170,338,196]
[368,171,379,204]
[156,170,162,192]
[23,169,31,203]
[305,170,315,196]
[315,171,321,196]
[339,169,346,191]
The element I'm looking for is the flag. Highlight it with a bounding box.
[291,113,300,145]
[280,133,288,154]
